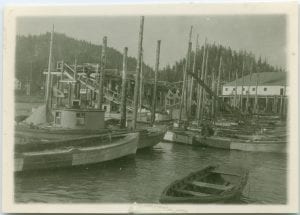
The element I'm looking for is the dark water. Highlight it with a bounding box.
[15,142,287,204]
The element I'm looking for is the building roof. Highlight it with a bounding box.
[224,72,287,86]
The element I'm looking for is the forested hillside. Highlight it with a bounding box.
[15,32,153,93]
[16,32,284,94]
[159,43,285,84]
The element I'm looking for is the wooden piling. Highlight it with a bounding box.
[151,40,161,125]
[120,47,128,128]
[98,36,107,110]
[132,16,144,131]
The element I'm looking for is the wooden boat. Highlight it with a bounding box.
[138,127,165,149]
[15,132,139,172]
[160,165,248,203]
[196,135,286,153]
[163,130,198,145]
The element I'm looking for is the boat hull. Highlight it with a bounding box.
[138,129,165,149]
[163,130,196,145]
[15,133,139,172]
[160,165,248,203]
[197,136,286,153]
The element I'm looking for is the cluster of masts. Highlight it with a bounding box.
[44,17,162,131]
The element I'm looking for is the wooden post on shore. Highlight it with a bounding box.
[151,40,161,125]
[98,36,107,110]
[132,16,144,131]
[45,25,54,122]
[120,47,128,128]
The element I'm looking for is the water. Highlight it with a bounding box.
[15,142,287,204]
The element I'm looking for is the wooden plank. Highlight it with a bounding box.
[190,181,234,191]
[174,189,210,197]
[210,170,241,177]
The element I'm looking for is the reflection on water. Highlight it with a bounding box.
[15,142,286,204]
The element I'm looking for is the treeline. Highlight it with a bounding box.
[159,43,285,84]
[15,32,153,93]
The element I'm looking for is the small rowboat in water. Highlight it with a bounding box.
[160,165,248,203]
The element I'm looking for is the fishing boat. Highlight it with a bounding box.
[160,165,248,203]
[15,132,139,172]
[196,135,287,153]
[163,129,198,145]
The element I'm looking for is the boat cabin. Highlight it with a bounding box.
[53,108,105,130]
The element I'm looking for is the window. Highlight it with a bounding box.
[76,112,85,126]
[225,88,228,91]
[264,87,267,91]
[233,88,235,91]
[252,87,256,91]
[280,88,284,95]
[55,111,61,124]
[242,87,245,91]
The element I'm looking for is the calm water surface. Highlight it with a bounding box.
[15,142,286,204]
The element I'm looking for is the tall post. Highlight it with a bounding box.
[188,34,198,116]
[139,49,144,116]
[240,61,245,111]
[196,40,207,124]
[254,73,259,113]
[132,16,144,131]
[151,40,161,125]
[246,62,253,113]
[120,47,128,128]
[200,47,209,121]
[216,55,222,115]
[45,25,54,122]
[234,71,238,108]
[98,36,107,110]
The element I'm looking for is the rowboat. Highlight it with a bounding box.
[15,132,139,172]
[160,165,248,203]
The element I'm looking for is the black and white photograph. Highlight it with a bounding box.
[2,3,298,213]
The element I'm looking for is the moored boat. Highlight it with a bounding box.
[196,135,287,153]
[15,132,139,172]
[160,165,248,203]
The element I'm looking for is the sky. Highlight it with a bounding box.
[17,15,286,70]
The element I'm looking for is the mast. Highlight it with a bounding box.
[188,34,199,117]
[139,49,144,115]
[132,16,144,131]
[246,62,253,113]
[196,40,207,124]
[216,55,222,116]
[151,40,161,125]
[45,25,54,122]
[200,46,209,122]
[98,36,107,110]
[234,70,238,108]
[120,47,128,128]
[179,26,193,122]
[240,61,245,111]
[254,72,259,113]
